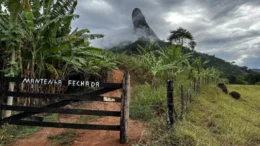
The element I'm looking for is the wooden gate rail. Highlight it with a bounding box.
[8,120,121,131]
[1,105,121,117]
[4,91,122,102]
[0,82,122,122]
[0,71,130,144]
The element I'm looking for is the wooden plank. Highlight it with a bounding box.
[3,77,122,88]
[99,83,122,88]
[0,72,3,127]
[0,103,2,127]
[1,87,120,123]
[1,105,121,117]
[7,120,120,131]
[4,91,121,102]
[120,71,130,144]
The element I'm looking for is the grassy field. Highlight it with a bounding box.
[130,83,260,146]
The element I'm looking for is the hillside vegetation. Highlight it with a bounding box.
[110,39,251,78]
[130,83,260,146]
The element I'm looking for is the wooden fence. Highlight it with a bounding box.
[0,71,130,144]
[166,78,202,129]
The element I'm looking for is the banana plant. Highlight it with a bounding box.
[0,0,110,108]
[137,44,189,86]
[157,45,192,80]
[0,0,24,117]
[190,57,209,93]
[191,57,209,79]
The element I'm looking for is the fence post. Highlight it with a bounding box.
[180,84,184,120]
[0,72,3,127]
[197,77,200,94]
[189,81,192,103]
[193,78,196,95]
[166,80,174,129]
[186,89,189,112]
[120,70,130,144]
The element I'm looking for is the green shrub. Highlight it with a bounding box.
[234,75,248,84]
[130,84,166,121]
[255,82,260,85]
[236,79,248,85]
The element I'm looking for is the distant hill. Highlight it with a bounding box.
[252,69,260,72]
[109,39,251,77]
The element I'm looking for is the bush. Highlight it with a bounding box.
[115,53,153,84]
[255,82,260,85]
[236,78,248,85]
[130,84,166,121]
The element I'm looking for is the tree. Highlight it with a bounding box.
[0,0,111,115]
[190,57,209,92]
[167,27,196,50]
[157,45,192,80]
[0,0,23,117]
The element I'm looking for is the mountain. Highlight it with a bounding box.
[132,8,159,40]
[109,8,251,78]
[252,69,260,72]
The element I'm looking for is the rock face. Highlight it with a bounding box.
[217,83,228,94]
[229,91,241,100]
[132,8,159,40]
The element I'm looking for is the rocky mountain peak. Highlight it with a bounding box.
[132,8,159,40]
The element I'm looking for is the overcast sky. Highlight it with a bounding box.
[71,0,260,69]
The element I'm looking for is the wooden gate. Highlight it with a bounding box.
[0,71,130,144]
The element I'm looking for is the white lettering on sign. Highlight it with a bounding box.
[35,79,40,84]
[22,78,30,83]
[67,80,99,87]
[44,79,47,84]
[21,78,99,87]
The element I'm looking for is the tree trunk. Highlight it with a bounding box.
[4,48,16,117]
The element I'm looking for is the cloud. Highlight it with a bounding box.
[90,27,137,49]
[72,0,260,69]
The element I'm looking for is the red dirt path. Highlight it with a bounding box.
[11,70,146,146]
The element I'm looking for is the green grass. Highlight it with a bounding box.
[130,83,260,146]
[0,124,41,146]
[0,113,58,146]
[76,115,101,124]
[47,129,79,146]
[130,72,192,122]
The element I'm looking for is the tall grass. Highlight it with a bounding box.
[130,83,260,146]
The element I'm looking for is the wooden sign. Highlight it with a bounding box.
[103,96,116,102]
